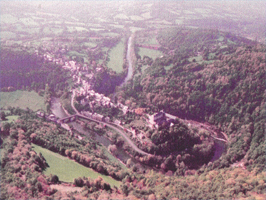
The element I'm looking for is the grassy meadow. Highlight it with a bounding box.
[0,90,46,111]
[138,47,162,60]
[5,115,20,123]
[107,39,125,73]
[32,144,121,187]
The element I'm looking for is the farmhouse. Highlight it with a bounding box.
[148,111,168,128]
[92,113,104,121]
[149,111,165,125]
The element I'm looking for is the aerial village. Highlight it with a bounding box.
[36,52,178,147]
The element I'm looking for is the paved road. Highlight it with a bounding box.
[71,90,80,114]
[166,113,228,143]
[71,91,150,156]
[77,114,150,156]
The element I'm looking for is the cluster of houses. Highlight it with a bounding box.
[41,52,65,65]
[78,88,113,107]
[81,111,108,122]
[76,87,129,115]
[80,111,122,126]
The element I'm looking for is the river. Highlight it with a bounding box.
[51,98,111,147]
[120,36,134,87]
[50,97,143,166]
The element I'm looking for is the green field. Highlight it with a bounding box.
[188,55,203,63]
[101,32,120,37]
[0,14,18,23]
[32,144,121,187]
[0,31,16,39]
[130,15,144,21]
[129,27,143,33]
[107,39,125,73]
[141,12,152,19]
[4,115,20,123]
[218,36,224,41]
[139,37,159,45]
[138,47,162,60]
[164,64,174,71]
[0,90,46,111]
[114,14,129,20]
[90,28,105,32]
[83,42,98,48]
[68,51,87,57]
[19,17,39,26]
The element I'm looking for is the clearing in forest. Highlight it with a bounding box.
[32,144,121,187]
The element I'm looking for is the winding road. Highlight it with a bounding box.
[68,33,228,159]
[71,89,150,156]
[165,113,228,143]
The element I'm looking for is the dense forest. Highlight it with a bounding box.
[0,48,70,94]
[117,28,265,174]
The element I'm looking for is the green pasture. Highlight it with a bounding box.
[50,27,63,34]
[188,55,203,63]
[101,32,120,37]
[139,36,159,45]
[109,24,124,29]
[67,26,77,32]
[75,27,88,32]
[208,53,216,60]
[0,31,16,39]
[32,144,121,187]
[27,28,40,34]
[87,23,101,27]
[0,90,46,111]
[218,36,224,42]
[169,10,181,15]
[194,8,211,14]
[1,14,18,23]
[19,18,38,26]
[83,42,98,48]
[227,39,236,44]
[129,27,143,33]
[114,14,129,20]
[90,28,105,32]
[183,10,195,15]
[68,51,85,57]
[175,19,184,24]
[141,65,150,73]
[141,12,152,19]
[149,20,172,25]
[41,37,53,41]
[138,47,162,60]
[107,39,125,73]
[130,15,143,21]
[164,64,174,71]
[220,45,228,49]
[65,21,85,26]
[3,115,20,123]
